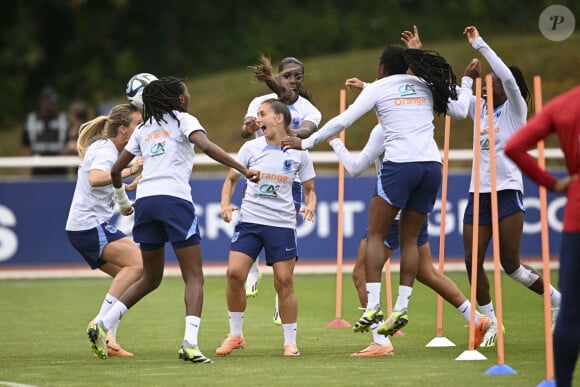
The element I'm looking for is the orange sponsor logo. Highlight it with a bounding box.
[145,130,170,142]
[394,97,428,106]
[261,172,288,183]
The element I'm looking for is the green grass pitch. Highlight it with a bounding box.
[0,270,573,386]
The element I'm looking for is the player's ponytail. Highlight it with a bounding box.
[249,54,294,105]
[77,116,107,160]
[76,104,139,159]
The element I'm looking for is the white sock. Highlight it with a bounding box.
[249,258,260,276]
[479,301,497,323]
[393,285,413,311]
[94,293,118,322]
[365,283,381,310]
[109,319,120,340]
[457,300,482,324]
[228,311,244,336]
[371,323,390,346]
[102,301,128,332]
[548,285,562,308]
[282,322,297,346]
[184,315,201,347]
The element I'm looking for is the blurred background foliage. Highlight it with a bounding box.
[0,0,578,157]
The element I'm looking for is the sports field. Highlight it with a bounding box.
[0,270,571,386]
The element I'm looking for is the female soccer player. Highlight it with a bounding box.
[217,98,316,357]
[330,68,490,356]
[505,85,580,387]
[282,41,458,337]
[66,103,143,357]
[241,55,321,325]
[460,26,561,347]
[86,76,260,364]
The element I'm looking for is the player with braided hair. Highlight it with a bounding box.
[86,76,260,364]
[282,38,458,337]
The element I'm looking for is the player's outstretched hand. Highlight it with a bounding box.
[221,204,239,223]
[245,169,261,183]
[464,58,481,80]
[401,25,422,49]
[281,135,302,151]
[345,77,365,90]
[299,207,315,222]
[131,156,144,175]
[463,26,480,44]
[243,117,259,135]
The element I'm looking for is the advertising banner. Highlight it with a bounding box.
[0,173,565,266]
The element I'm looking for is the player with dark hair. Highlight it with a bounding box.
[218,98,316,357]
[329,121,491,356]
[329,48,489,354]
[67,104,144,358]
[459,26,561,347]
[240,55,321,325]
[505,84,580,387]
[86,76,260,364]
[282,39,458,337]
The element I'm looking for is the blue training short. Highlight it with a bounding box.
[463,190,525,225]
[362,219,429,250]
[230,222,297,266]
[67,222,126,269]
[133,195,201,251]
[376,161,441,213]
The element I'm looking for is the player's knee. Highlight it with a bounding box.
[226,267,246,284]
[274,273,294,290]
[416,269,432,285]
[142,272,163,291]
[509,265,539,287]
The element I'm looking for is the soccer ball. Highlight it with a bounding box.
[125,73,158,108]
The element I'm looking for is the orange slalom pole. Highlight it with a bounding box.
[327,88,350,327]
[467,78,483,351]
[434,115,452,337]
[534,75,555,382]
[485,74,507,365]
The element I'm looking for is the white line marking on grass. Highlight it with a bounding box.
[0,382,39,387]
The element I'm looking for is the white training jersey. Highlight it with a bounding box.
[125,111,206,203]
[304,74,445,163]
[245,93,322,136]
[329,123,384,177]
[326,77,474,176]
[467,37,527,193]
[329,124,403,222]
[65,138,119,231]
[234,136,316,228]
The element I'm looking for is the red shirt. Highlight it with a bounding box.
[505,85,580,232]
